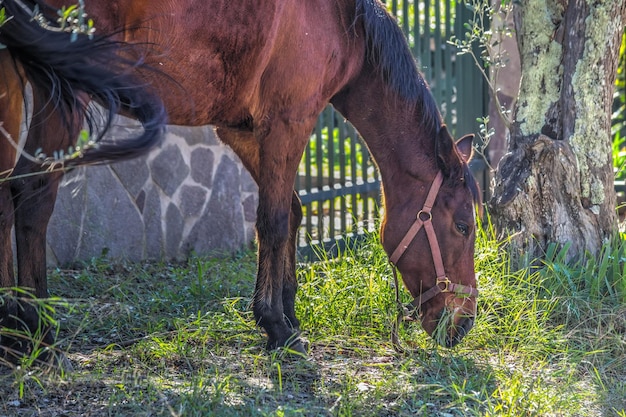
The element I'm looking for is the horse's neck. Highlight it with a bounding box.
[331,73,440,191]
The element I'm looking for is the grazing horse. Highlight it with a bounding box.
[0,0,166,363]
[2,0,481,359]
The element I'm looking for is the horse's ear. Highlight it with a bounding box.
[455,134,475,163]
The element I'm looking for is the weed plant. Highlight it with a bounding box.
[0,220,625,416]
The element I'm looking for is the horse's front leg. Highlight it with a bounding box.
[254,182,304,352]
[216,126,306,351]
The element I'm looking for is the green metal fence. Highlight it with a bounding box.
[295,0,489,258]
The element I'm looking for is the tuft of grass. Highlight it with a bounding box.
[0,220,625,416]
[296,236,396,347]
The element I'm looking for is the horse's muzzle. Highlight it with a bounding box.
[444,314,475,348]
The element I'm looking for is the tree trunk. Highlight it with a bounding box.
[489,1,626,263]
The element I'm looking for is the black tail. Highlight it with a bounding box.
[0,0,167,167]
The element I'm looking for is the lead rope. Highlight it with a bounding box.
[390,264,419,353]
[390,265,404,352]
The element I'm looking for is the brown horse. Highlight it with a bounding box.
[1,0,481,359]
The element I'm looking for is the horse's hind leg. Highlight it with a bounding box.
[0,51,23,362]
[0,177,18,361]
[284,190,303,331]
[10,164,64,357]
[0,168,19,362]
[216,126,305,349]
[9,90,77,362]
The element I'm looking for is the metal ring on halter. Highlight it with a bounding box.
[417,210,432,222]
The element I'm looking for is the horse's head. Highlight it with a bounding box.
[381,125,481,348]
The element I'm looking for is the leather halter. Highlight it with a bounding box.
[389,171,478,315]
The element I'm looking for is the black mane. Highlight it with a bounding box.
[356,0,442,133]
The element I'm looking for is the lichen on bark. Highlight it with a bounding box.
[514,0,564,136]
[569,3,621,207]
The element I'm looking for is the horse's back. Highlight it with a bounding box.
[46,0,364,127]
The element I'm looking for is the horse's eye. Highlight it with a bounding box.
[455,222,469,236]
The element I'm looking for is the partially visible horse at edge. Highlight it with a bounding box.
[0,0,166,364]
[1,0,482,362]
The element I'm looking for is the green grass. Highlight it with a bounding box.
[1,224,625,416]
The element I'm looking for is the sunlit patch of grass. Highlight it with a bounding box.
[296,235,397,347]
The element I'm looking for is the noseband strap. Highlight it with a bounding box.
[389,171,478,311]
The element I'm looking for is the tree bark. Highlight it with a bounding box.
[489,0,626,263]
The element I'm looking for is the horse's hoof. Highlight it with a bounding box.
[284,339,308,357]
[0,345,72,373]
[0,338,28,366]
[275,343,308,360]
[39,350,74,374]
[266,334,308,358]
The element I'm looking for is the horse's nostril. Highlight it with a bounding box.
[461,316,475,332]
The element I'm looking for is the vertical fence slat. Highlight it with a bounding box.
[339,117,348,235]
[422,0,432,82]
[412,0,420,57]
[402,0,410,37]
[327,108,336,240]
[443,0,453,127]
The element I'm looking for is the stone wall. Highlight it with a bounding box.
[46,119,258,266]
